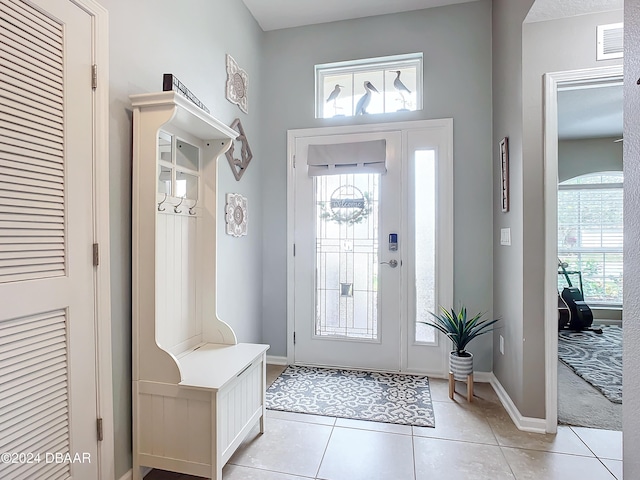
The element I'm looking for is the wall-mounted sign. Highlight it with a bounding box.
[162,74,209,113]
[320,185,371,224]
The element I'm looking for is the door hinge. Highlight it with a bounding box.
[93,243,99,266]
[96,418,103,442]
[293,244,296,256]
[293,332,296,344]
[293,155,296,168]
[91,64,98,90]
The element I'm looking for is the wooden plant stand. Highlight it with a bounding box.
[449,372,474,402]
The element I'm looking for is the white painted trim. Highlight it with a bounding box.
[543,65,623,435]
[472,371,494,383]
[118,470,132,480]
[287,119,453,372]
[118,467,152,480]
[70,1,115,478]
[489,373,547,433]
[267,355,288,365]
[286,131,296,366]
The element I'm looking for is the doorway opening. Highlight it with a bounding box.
[544,66,623,433]
[286,120,453,375]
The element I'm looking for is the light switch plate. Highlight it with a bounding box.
[500,228,511,246]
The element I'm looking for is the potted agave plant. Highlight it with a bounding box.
[422,306,499,381]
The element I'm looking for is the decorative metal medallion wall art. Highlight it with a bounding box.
[225,193,248,237]
[225,54,248,113]
[225,118,253,181]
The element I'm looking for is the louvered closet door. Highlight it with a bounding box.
[0,1,98,479]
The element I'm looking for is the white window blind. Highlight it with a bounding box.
[307,140,387,176]
[558,172,623,305]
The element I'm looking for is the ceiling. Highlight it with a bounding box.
[526,0,623,23]
[242,0,622,31]
[241,0,476,31]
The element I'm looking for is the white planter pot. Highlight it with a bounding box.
[449,351,473,381]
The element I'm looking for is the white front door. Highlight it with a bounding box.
[294,132,403,370]
[0,0,99,478]
[291,121,453,374]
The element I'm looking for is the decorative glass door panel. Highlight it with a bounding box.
[315,174,380,340]
[414,150,436,343]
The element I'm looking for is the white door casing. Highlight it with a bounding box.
[0,0,113,478]
[543,66,623,434]
[287,120,453,374]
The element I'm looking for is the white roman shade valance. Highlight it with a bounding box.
[307,139,387,176]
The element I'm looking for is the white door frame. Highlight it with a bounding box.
[70,0,114,476]
[286,119,453,370]
[543,65,623,433]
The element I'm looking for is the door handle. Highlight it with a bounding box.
[380,259,398,268]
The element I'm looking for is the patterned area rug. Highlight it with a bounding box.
[266,365,435,427]
[558,325,622,403]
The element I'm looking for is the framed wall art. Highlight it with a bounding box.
[500,137,509,213]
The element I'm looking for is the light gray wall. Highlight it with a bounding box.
[492,0,533,418]
[558,137,623,182]
[99,1,264,476]
[492,3,623,420]
[520,10,622,417]
[260,1,494,369]
[623,2,640,477]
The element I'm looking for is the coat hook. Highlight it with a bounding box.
[174,196,184,214]
[188,199,198,216]
[158,193,167,212]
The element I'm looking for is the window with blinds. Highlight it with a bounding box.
[558,172,623,305]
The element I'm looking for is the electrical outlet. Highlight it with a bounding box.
[500,335,505,355]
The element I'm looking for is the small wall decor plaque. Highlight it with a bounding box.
[500,137,509,213]
[225,119,253,181]
[162,74,210,113]
[225,193,248,237]
[225,54,248,114]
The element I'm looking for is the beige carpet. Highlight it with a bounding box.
[558,360,621,431]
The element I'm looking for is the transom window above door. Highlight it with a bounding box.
[315,53,423,119]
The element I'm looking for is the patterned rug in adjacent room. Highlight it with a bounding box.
[558,325,622,403]
[266,365,435,427]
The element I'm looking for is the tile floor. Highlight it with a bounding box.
[144,365,623,480]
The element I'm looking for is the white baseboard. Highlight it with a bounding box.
[118,470,132,480]
[472,371,492,383]
[266,355,288,365]
[489,373,547,433]
[118,467,152,480]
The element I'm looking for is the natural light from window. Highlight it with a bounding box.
[558,172,623,306]
[316,53,422,119]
